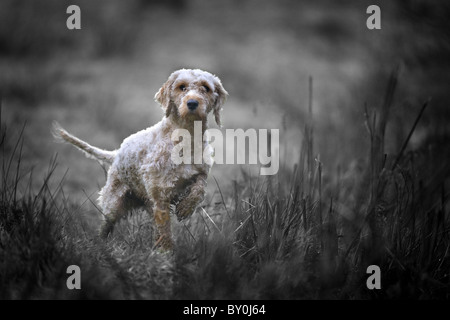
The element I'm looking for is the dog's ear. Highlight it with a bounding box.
[213,78,228,127]
[155,74,176,118]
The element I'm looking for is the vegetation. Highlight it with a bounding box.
[0,0,449,299]
[1,68,449,299]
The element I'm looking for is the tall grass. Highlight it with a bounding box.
[0,100,119,299]
[1,66,449,299]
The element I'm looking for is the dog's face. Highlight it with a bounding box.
[155,69,228,127]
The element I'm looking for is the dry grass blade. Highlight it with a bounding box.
[391,99,430,170]
[201,207,222,233]
[213,175,230,219]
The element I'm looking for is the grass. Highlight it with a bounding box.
[1,0,449,301]
[0,65,449,300]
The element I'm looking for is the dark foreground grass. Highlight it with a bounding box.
[0,70,449,299]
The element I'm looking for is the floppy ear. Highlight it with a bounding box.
[213,78,229,127]
[154,76,176,118]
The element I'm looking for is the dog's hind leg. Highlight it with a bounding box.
[98,174,130,239]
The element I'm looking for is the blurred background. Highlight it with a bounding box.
[1,0,449,207]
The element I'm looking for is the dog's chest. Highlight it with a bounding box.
[116,124,211,199]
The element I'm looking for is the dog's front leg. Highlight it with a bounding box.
[153,201,173,251]
[176,174,207,221]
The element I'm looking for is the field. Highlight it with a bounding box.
[1,0,450,299]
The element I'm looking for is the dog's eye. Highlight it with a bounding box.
[179,85,186,91]
[202,85,210,92]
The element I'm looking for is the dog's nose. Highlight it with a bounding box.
[187,99,199,110]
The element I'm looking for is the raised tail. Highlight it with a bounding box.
[52,121,117,165]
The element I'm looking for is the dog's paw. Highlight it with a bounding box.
[153,234,174,252]
[175,197,196,221]
[99,221,114,239]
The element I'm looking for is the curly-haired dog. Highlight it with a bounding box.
[52,69,228,250]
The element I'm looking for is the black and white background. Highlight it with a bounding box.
[0,0,449,302]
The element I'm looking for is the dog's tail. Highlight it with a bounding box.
[51,121,117,165]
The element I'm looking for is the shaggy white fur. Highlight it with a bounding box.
[53,69,228,250]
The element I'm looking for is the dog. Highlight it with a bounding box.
[52,69,228,250]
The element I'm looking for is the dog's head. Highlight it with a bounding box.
[155,69,228,127]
